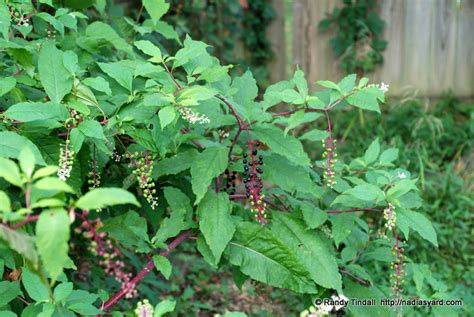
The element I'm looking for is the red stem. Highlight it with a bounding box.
[99,231,191,313]
[11,214,39,229]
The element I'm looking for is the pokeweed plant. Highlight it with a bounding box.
[0,1,437,316]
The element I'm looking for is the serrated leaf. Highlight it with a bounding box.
[152,255,172,279]
[197,191,235,262]
[228,222,317,294]
[190,147,228,204]
[38,41,73,103]
[36,209,70,280]
[364,138,380,164]
[271,213,342,291]
[143,0,170,24]
[75,188,140,209]
[398,209,437,246]
[253,124,310,166]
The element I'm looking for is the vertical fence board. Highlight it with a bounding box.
[274,0,473,97]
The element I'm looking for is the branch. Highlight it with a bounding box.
[272,107,328,117]
[229,194,286,212]
[99,231,192,313]
[11,214,39,230]
[339,267,371,286]
[326,207,383,214]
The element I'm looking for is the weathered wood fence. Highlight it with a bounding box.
[267,0,474,98]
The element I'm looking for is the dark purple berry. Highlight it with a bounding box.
[252,149,258,155]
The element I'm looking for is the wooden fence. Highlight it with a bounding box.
[267,0,474,98]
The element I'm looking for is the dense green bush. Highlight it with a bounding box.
[0,1,448,316]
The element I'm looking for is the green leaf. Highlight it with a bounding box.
[19,147,35,178]
[155,149,198,178]
[76,188,140,209]
[77,120,105,139]
[0,132,46,165]
[0,281,20,307]
[338,74,357,93]
[0,191,11,213]
[253,124,310,166]
[316,80,341,92]
[22,268,50,302]
[34,177,74,193]
[330,213,357,247]
[0,226,38,263]
[38,41,73,103]
[344,183,384,202]
[0,157,22,186]
[0,77,16,97]
[344,279,391,317]
[159,106,176,130]
[271,213,342,291]
[197,191,235,262]
[379,148,399,164]
[364,138,380,164]
[4,102,69,122]
[284,110,305,136]
[33,166,58,180]
[152,255,172,280]
[293,69,308,98]
[66,290,101,315]
[387,179,418,199]
[101,211,150,252]
[345,88,381,113]
[231,70,258,108]
[143,0,170,24]
[228,222,317,294]
[154,299,176,317]
[299,129,329,142]
[0,2,11,39]
[36,209,70,280]
[300,203,327,229]
[190,147,228,204]
[196,235,217,268]
[134,40,162,61]
[53,282,73,303]
[82,77,112,96]
[398,209,438,247]
[85,21,134,56]
[98,62,133,92]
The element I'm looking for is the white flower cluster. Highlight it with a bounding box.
[177,106,210,124]
[134,299,154,317]
[218,129,230,139]
[300,294,349,316]
[369,82,389,93]
[397,171,407,179]
[57,142,74,181]
[384,203,397,231]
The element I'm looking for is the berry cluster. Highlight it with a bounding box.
[223,169,237,195]
[390,236,406,301]
[57,140,74,181]
[134,299,154,317]
[87,162,101,190]
[65,108,84,129]
[127,152,158,209]
[383,203,397,231]
[242,141,267,223]
[75,210,137,299]
[8,6,30,27]
[322,137,337,188]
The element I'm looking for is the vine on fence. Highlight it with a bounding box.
[0,1,436,316]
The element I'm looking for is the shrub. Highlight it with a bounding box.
[0,1,438,316]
